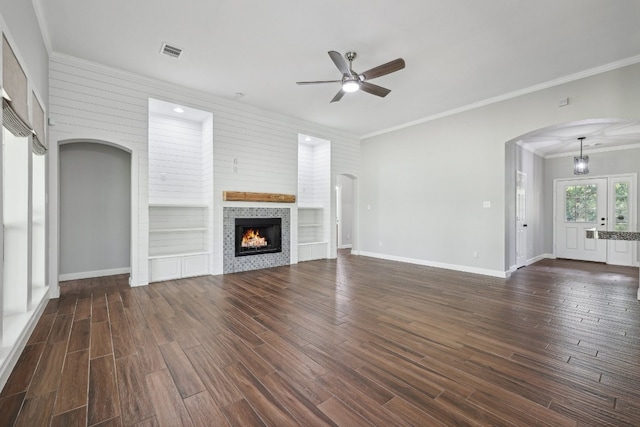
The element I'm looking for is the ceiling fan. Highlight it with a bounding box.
[296,51,405,103]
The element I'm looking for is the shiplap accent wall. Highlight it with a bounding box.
[148,113,205,204]
[202,115,214,270]
[298,141,331,206]
[297,143,314,205]
[48,53,360,283]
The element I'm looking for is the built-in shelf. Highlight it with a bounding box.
[149,227,208,233]
[148,204,210,281]
[298,206,327,260]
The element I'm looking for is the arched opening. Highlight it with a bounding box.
[56,139,137,288]
[505,118,640,272]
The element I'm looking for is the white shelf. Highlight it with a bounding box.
[298,241,328,246]
[148,251,210,260]
[299,223,323,228]
[149,227,208,233]
[149,203,209,208]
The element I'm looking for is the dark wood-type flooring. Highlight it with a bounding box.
[1,253,640,426]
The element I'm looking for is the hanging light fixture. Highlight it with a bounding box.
[573,137,589,175]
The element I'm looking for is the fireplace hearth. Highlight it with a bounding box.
[235,217,282,257]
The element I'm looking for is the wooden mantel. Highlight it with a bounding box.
[223,191,296,203]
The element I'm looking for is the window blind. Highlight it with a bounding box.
[2,34,32,137]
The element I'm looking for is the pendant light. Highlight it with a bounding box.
[573,137,589,175]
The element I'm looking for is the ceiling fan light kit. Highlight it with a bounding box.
[297,50,405,102]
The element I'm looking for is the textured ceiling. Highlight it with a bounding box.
[35,0,640,139]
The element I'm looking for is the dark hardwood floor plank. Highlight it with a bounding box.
[68,318,91,353]
[75,297,92,320]
[222,398,267,427]
[48,313,74,344]
[53,348,89,415]
[183,345,244,406]
[317,396,371,427]
[145,368,194,427]
[14,391,56,427]
[0,342,45,397]
[158,341,205,398]
[88,354,120,425]
[183,390,231,427]
[0,391,25,427]
[111,321,137,360]
[51,406,87,427]
[26,312,56,344]
[115,354,155,426]
[223,362,299,426]
[260,371,338,426]
[25,341,67,398]
[90,321,114,359]
[92,294,109,323]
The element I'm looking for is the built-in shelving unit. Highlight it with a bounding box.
[148,204,210,281]
[148,99,213,282]
[298,206,328,261]
[297,134,331,262]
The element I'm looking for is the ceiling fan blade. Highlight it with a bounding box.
[328,51,352,77]
[361,58,405,81]
[296,80,341,85]
[330,89,345,103]
[360,81,391,97]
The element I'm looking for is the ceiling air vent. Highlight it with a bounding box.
[160,43,182,59]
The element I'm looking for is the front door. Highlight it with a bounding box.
[555,178,607,262]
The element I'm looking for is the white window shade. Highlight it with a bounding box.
[31,92,46,155]
[2,34,32,138]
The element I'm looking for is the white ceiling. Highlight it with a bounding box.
[35,0,640,140]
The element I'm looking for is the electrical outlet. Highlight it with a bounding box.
[473,251,478,258]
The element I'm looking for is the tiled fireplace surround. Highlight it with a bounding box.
[223,207,291,273]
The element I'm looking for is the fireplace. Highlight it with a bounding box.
[235,217,282,257]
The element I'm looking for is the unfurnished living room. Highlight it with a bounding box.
[1,1,640,426]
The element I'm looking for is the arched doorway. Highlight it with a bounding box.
[505,118,640,272]
[56,139,137,288]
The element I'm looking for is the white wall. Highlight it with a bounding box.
[48,53,360,284]
[360,62,640,277]
[59,142,131,277]
[149,113,206,204]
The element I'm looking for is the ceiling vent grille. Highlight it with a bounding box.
[160,43,182,58]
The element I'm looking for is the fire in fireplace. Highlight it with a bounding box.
[235,217,282,257]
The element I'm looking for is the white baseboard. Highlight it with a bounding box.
[59,267,131,282]
[358,251,509,278]
[526,253,554,266]
[338,244,353,249]
[0,290,49,392]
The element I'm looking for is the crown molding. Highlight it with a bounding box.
[361,55,640,140]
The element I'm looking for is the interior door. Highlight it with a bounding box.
[515,171,527,268]
[607,175,636,266]
[555,178,607,262]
